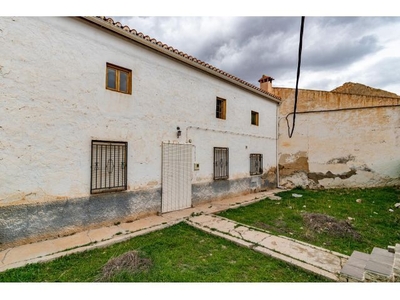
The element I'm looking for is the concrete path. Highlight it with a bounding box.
[186,214,348,281]
[0,189,348,281]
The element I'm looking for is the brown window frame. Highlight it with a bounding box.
[106,63,132,94]
[250,153,263,176]
[251,110,259,126]
[216,97,227,120]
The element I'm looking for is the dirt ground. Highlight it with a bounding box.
[302,212,361,240]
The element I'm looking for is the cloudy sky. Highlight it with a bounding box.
[7,1,400,95]
[112,16,400,95]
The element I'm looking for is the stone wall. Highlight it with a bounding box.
[274,87,400,189]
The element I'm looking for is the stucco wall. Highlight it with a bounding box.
[275,87,400,188]
[0,17,278,246]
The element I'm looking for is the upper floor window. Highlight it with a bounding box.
[216,97,226,119]
[251,110,259,126]
[106,63,132,94]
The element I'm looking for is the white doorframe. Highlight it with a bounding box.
[161,142,193,213]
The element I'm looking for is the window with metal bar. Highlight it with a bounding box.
[91,140,127,194]
[214,147,229,180]
[250,153,263,175]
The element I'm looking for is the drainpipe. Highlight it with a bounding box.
[258,74,285,189]
[276,103,282,189]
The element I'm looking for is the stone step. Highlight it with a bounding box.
[340,246,396,282]
[340,251,369,281]
[364,247,395,282]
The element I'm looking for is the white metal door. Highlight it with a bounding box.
[161,142,193,213]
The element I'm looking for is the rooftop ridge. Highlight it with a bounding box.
[95,16,281,101]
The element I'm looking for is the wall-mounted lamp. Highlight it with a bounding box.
[177,126,182,138]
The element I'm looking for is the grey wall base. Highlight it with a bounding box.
[0,175,275,249]
[0,188,161,249]
[192,175,274,206]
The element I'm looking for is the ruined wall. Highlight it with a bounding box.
[275,88,400,188]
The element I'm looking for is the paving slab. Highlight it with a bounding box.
[340,263,365,281]
[119,215,169,232]
[187,214,345,280]
[339,251,370,281]
[187,214,219,227]
[240,228,271,244]
[259,235,343,273]
[371,247,394,258]
[50,230,92,252]
[345,251,370,269]
[1,239,60,266]
[253,245,339,281]
[190,214,238,234]
[87,225,122,242]
[365,260,394,277]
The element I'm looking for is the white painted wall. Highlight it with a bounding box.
[0,17,278,206]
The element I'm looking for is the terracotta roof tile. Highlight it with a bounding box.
[94,16,281,101]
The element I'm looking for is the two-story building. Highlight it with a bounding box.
[0,17,280,247]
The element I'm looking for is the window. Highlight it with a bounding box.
[216,97,226,119]
[106,63,132,94]
[214,147,229,180]
[91,140,128,194]
[251,111,259,126]
[250,154,263,175]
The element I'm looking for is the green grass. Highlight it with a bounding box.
[0,222,328,282]
[219,187,400,255]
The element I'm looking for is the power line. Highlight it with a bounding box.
[288,16,305,138]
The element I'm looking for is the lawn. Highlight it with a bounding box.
[219,186,400,255]
[0,222,328,282]
[2,186,398,282]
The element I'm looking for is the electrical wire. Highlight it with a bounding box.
[288,16,305,138]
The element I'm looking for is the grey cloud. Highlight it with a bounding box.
[362,57,400,92]
[302,34,382,70]
[113,16,400,94]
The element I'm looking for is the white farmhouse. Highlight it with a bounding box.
[0,17,280,247]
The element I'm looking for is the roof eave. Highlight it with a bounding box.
[78,16,281,104]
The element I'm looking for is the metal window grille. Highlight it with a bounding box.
[91,140,127,194]
[250,153,263,175]
[214,147,229,180]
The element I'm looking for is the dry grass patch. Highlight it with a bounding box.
[97,250,152,281]
[302,212,361,241]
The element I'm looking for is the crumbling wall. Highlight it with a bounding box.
[275,88,400,189]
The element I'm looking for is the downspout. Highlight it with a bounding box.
[276,103,284,189]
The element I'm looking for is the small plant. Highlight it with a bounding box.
[190,212,203,217]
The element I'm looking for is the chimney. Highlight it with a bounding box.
[258,75,274,93]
